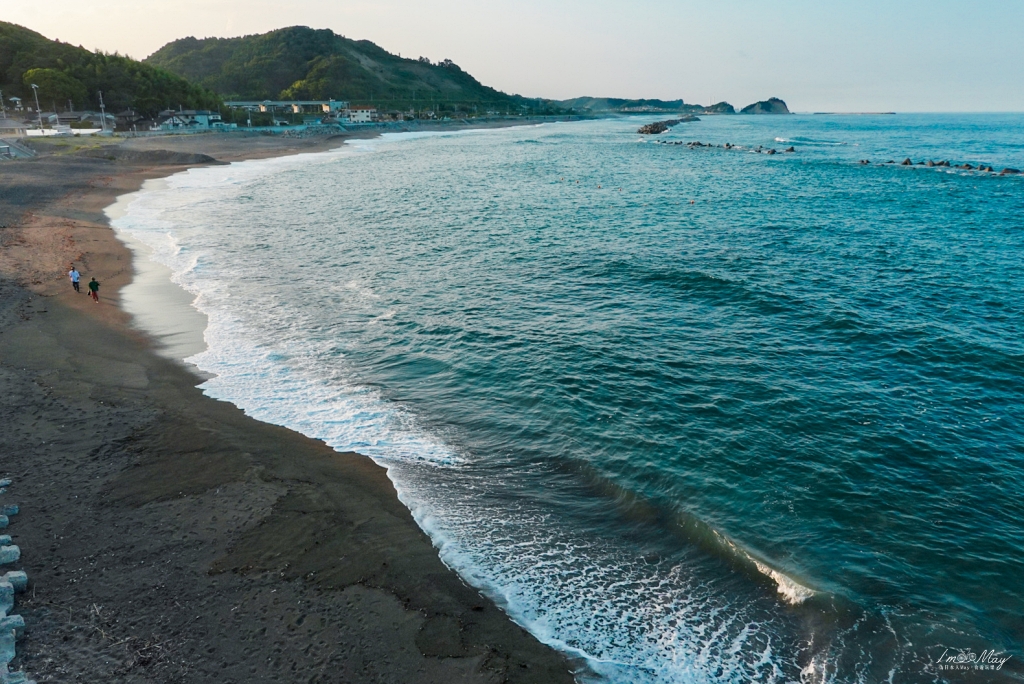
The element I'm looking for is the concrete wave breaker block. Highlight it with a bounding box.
[0,576,25,594]
[0,549,17,567]
[0,508,16,518]
[1,632,15,665]
[1,663,37,684]
[0,518,8,530]
[0,480,12,488]
[0,540,8,549]
[0,616,23,638]
[0,581,12,615]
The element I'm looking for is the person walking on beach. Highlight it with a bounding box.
[68,266,81,293]
[87,277,100,302]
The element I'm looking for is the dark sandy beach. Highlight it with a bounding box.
[0,129,576,682]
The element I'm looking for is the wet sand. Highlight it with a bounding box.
[0,131,577,682]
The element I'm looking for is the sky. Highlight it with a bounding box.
[5,0,1023,112]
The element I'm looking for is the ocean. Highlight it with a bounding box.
[111,115,1024,683]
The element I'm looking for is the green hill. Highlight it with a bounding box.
[0,21,221,115]
[144,26,552,114]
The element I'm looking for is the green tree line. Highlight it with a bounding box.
[1,21,221,115]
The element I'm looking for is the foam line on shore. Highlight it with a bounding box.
[106,181,210,367]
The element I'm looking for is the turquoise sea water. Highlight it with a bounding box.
[114,115,1024,683]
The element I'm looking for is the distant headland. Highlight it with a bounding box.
[560,96,790,116]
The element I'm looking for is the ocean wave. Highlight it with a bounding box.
[748,557,816,604]
[775,136,848,146]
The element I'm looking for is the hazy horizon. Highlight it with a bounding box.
[5,0,1023,112]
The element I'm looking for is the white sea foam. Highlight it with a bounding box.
[712,532,815,605]
[749,558,815,605]
[775,136,847,147]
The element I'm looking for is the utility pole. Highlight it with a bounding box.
[0,90,6,119]
[98,91,107,133]
[30,84,43,129]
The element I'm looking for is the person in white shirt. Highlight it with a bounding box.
[68,266,81,293]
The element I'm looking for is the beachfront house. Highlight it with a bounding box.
[53,111,115,129]
[0,118,30,135]
[151,109,225,131]
[348,107,377,123]
[116,110,152,131]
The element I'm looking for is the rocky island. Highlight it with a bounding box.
[739,98,791,114]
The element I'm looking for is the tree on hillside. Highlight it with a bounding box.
[22,67,87,108]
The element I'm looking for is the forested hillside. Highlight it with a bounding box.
[145,26,555,114]
[0,21,221,115]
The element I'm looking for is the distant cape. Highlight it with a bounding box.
[739,98,791,114]
[554,96,791,115]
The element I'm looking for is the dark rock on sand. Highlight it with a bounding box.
[76,147,225,165]
[739,97,791,114]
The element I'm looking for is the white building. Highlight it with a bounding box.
[348,107,377,123]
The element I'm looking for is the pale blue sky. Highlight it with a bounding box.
[6,0,1023,111]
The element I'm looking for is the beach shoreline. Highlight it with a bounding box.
[0,127,578,682]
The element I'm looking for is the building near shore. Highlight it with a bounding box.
[348,107,377,123]
[225,100,348,114]
[0,119,30,135]
[53,111,116,129]
[152,110,233,131]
